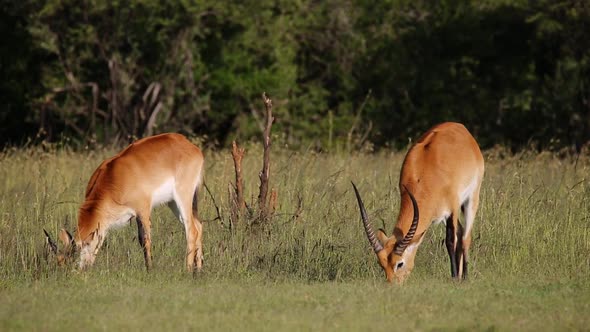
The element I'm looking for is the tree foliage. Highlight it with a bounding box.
[1,0,589,150]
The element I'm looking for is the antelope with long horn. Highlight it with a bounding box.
[44,133,205,271]
[352,122,484,283]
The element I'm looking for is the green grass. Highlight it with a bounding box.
[1,143,589,331]
[1,275,588,331]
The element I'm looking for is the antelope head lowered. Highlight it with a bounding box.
[44,133,205,272]
[352,122,485,283]
[44,228,75,266]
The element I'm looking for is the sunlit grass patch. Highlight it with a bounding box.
[0,145,589,330]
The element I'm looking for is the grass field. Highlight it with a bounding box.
[1,142,589,331]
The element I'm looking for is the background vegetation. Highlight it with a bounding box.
[1,0,589,151]
[0,144,589,330]
[1,1,589,329]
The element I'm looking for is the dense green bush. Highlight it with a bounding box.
[1,0,589,150]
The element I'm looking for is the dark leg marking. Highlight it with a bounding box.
[445,215,458,278]
[137,216,146,248]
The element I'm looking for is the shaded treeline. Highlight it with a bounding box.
[1,0,589,150]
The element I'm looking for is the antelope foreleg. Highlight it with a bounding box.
[136,215,152,271]
[455,222,465,279]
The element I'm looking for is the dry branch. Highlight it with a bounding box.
[257,92,275,221]
[140,82,163,136]
[41,82,100,141]
[346,89,372,151]
[269,188,278,218]
[291,193,304,223]
[231,140,246,222]
[227,183,236,230]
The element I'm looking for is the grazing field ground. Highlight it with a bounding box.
[1,142,589,331]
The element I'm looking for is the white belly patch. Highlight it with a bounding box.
[151,178,176,208]
[460,176,479,205]
[432,211,451,225]
[111,209,136,229]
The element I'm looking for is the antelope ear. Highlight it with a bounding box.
[44,229,58,254]
[377,228,397,255]
[59,229,73,245]
[82,229,96,244]
[59,229,76,254]
[377,228,388,246]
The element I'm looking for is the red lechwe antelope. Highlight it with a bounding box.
[44,133,205,271]
[352,122,484,283]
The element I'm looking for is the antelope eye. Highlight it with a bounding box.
[396,262,404,270]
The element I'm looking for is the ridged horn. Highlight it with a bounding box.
[394,185,419,255]
[352,182,384,253]
[44,229,58,254]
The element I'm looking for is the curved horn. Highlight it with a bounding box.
[394,185,419,255]
[352,182,384,253]
[44,229,58,254]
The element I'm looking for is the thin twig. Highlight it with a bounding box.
[347,90,372,151]
[203,183,223,224]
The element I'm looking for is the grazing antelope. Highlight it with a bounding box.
[352,122,484,283]
[44,133,205,271]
